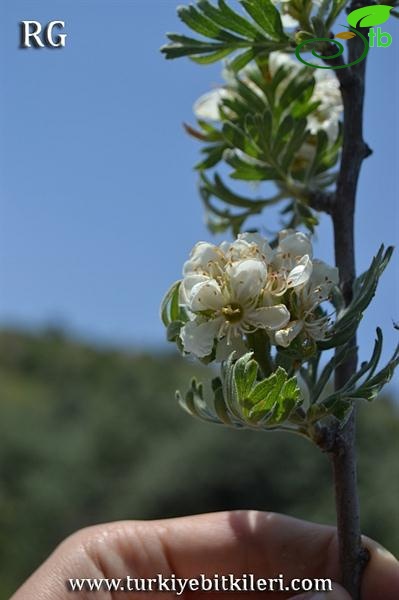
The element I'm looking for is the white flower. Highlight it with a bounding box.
[179,234,291,359]
[275,259,339,347]
[266,230,313,296]
[307,69,343,142]
[163,230,339,361]
[193,88,232,121]
[180,258,290,358]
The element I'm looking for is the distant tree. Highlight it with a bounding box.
[0,331,397,598]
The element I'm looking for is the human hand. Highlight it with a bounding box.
[11,511,399,599]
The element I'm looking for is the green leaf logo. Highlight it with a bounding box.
[347,5,393,29]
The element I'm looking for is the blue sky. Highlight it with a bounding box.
[0,1,397,386]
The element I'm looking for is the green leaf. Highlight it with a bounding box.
[312,331,399,424]
[311,16,327,38]
[166,320,184,342]
[229,161,278,181]
[352,343,399,402]
[234,353,259,400]
[273,115,294,157]
[347,5,393,28]
[281,119,309,171]
[318,246,394,350]
[241,0,287,40]
[162,1,290,67]
[235,77,267,112]
[177,378,225,424]
[202,0,263,38]
[176,354,303,431]
[177,4,245,41]
[213,386,233,424]
[160,281,181,327]
[191,47,234,63]
[317,0,333,21]
[326,0,350,30]
[275,114,294,140]
[222,121,259,157]
[247,366,301,424]
[162,37,229,59]
[229,47,258,71]
[279,76,315,111]
[269,63,294,96]
[339,328,383,392]
[311,343,356,404]
[195,143,227,170]
[200,172,271,209]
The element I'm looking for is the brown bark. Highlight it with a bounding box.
[326,8,373,597]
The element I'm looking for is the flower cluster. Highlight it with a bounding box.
[169,231,339,361]
[193,52,343,148]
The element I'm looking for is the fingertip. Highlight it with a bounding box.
[362,540,399,600]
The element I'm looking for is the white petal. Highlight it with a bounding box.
[307,111,340,143]
[311,260,339,287]
[228,259,267,304]
[288,255,313,289]
[307,260,339,303]
[275,320,303,347]
[193,88,230,121]
[314,71,343,109]
[180,274,209,305]
[188,279,225,312]
[324,118,340,144]
[247,305,290,331]
[226,238,253,261]
[278,228,295,242]
[219,240,231,254]
[278,231,313,259]
[180,318,222,358]
[238,232,273,262]
[183,242,224,275]
[281,13,299,28]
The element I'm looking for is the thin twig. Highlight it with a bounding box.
[327,3,374,597]
[308,190,335,214]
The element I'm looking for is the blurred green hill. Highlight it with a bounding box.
[0,329,398,598]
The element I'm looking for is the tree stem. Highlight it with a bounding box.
[328,9,372,597]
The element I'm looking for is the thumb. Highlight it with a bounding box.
[288,583,352,600]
